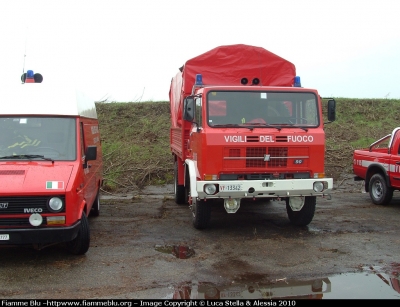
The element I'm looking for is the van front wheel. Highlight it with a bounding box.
[90,189,100,217]
[66,212,90,255]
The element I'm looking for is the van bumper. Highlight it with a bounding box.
[0,221,81,245]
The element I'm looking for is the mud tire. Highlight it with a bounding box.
[286,196,316,226]
[174,161,186,205]
[369,173,393,205]
[192,199,211,230]
[66,212,90,255]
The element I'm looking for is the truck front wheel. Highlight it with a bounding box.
[192,199,211,230]
[286,196,316,226]
[174,161,186,205]
[369,173,393,205]
[66,212,90,255]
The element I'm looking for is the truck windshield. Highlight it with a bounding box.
[207,91,319,127]
[0,117,76,161]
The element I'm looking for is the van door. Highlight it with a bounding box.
[80,121,97,212]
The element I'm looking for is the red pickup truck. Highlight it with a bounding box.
[353,127,400,205]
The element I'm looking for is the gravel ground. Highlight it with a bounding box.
[1,176,400,299]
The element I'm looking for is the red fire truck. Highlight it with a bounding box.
[169,44,336,229]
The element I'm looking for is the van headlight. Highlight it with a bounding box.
[204,184,217,195]
[48,197,64,212]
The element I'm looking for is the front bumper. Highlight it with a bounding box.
[196,178,333,199]
[0,221,81,245]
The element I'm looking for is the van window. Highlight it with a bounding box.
[80,122,85,158]
[0,117,76,160]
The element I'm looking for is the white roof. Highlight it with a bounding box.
[1,82,97,118]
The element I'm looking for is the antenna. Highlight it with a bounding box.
[20,27,43,84]
[22,27,28,84]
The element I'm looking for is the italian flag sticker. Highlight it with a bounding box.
[46,181,64,189]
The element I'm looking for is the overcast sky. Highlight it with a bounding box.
[1,0,399,102]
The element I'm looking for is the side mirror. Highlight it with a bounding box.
[327,99,336,122]
[85,145,97,161]
[183,97,195,122]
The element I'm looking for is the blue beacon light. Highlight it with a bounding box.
[21,70,43,83]
[195,74,203,85]
[27,70,35,78]
[294,76,301,87]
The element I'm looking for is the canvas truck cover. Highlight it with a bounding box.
[169,44,296,127]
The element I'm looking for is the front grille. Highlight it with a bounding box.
[224,147,289,168]
[246,147,266,167]
[0,196,65,214]
[0,217,48,227]
[268,147,288,167]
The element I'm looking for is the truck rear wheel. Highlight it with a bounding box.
[174,161,186,204]
[286,196,316,226]
[66,212,90,255]
[192,199,211,230]
[369,173,393,205]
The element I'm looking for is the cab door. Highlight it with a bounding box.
[80,121,98,212]
[389,129,400,189]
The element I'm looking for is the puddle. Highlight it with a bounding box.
[155,244,195,259]
[165,265,400,299]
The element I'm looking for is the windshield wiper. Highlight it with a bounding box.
[278,123,309,132]
[243,123,282,131]
[211,124,242,127]
[0,154,53,161]
[212,123,281,131]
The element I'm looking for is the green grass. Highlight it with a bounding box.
[96,98,400,192]
[324,98,400,177]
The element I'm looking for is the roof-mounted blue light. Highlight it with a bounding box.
[21,70,43,83]
[27,70,34,78]
[195,74,203,85]
[294,76,301,87]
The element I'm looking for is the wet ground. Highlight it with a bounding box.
[1,176,400,299]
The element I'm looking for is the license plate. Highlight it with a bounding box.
[0,234,9,240]
[219,184,242,191]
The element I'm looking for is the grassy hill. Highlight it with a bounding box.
[96,98,400,193]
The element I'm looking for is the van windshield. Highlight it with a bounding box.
[0,117,76,161]
[207,91,319,127]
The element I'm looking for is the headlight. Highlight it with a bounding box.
[48,197,64,212]
[204,184,217,195]
[313,181,324,192]
[29,213,43,227]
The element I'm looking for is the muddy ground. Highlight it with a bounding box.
[1,175,400,299]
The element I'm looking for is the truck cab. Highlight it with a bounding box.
[0,75,103,255]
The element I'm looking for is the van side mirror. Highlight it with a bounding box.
[327,99,336,122]
[85,145,97,161]
[183,97,195,122]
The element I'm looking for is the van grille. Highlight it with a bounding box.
[0,217,48,227]
[0,196,65,214]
